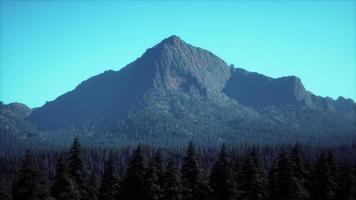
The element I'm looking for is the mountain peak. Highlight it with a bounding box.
[137,35,231,94]
[162,35,182,44]
[153,35,185,50]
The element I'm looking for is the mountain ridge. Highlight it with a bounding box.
[4,35,354,146]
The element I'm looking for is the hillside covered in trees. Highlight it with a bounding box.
[0,138,355,200]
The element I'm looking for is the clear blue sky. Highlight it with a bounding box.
[1,1,355,108]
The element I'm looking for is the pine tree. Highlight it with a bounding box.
[67,137,97,200]
[269,150,308,200]
[310,152,336,200]
[239,149,267,200]
[334,163,356,200]
[162,160,182,200]
[0,172,11,200]
[142,151,164,200]
[98,157,120,200]
[290,144,310,200]
[209,144,236,200]
[153,150,165,190]
[68,137,87,185]
[181,142,211,200]
[13,150,43,200]
[119,146,147,200]
[51,157,81,200]
[89,172,98,196]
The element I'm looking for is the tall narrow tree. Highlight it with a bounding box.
[119,146,147,200]
[142,150,164,200]
[334,163,356,200]
[98,157,120,200]
[162,160,182,200]
[290,144,310,199]
[269,150,308,200]
[310,152,336,200]
[0,172,11,200]
[68,137,87,185]
[51,157,81,200]
[181,142,211,200]
[67,137,97,200]
[13,150,43,200]
[209,144,236,200]
[240,149,267,200]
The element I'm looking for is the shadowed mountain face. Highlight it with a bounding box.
[25,35,355,146]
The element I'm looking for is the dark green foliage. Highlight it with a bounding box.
[98,158,120,200]
[239,149,267,200]
[162,160,182,200]
[51,157,81,200]
[2,139,356,200]
[13,150,46,200]
[142,150,164,200]
[181,142,211,200]
[119,146,147,200]
[89,172,98,195]
[68,137,87,185]
[310,152,336,200]
[210,144,236,200]
[269,150,308,200]
[0,173,11,200]
[290,145,309,182]
[67,137,97,200]
[334,163,356,200]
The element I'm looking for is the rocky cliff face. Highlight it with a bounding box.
[25,35,355,145]
[0,102,37,138]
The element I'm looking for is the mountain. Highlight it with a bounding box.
[12,35,356,146]
[0,102,38,139]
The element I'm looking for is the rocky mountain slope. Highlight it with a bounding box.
[4,35,355,146]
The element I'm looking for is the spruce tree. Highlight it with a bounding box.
[142,151,164,200]
[181,142,211,200]
[310,152,336,200]
[67,137,97,200]
[68,137,87,185]
[0,172,11,200]
[89,172,98,196]
[98,157,120,200]
[153,150,165,189]
[13,150,43,200]
[239,149,267,200]
[290,144,310,199]
[119,146,147,200]
[269,150,308,200]
[51,157,81,200]
[162,160,182,200]
[334,163,356,200]
[209,144,236,200]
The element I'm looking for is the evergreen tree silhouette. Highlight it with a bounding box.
[310,152,336,200]
[334,163,356,200]
[209,144,236,200]
[13,150,44,200]
[290,144,310,200]
[51,156,81,200]
[162,159,182,200]
[0,172,11,200]
[119,145,146,200]
[143,150,164,200]
[181,142,211,200]
[67,137,97,200]
[98,157,120,200]
[269,150,308,200]
[240,149,267,200]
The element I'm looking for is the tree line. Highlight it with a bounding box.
[0,137,356,200]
